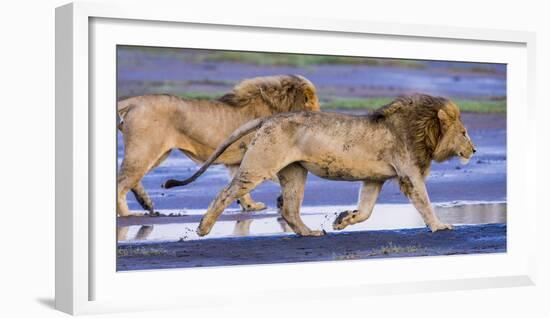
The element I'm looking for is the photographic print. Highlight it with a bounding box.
[116,46,506,271]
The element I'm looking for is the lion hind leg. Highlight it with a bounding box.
[118,143,169,217]
[232,219,253,236]
[134,225,154,240]
[129,150,172,215]
[118,170,140,217]
[197,170,271,236]
[333,181,383,231]
[226,165,266,212]
[278,163,324,237]
[131,182,154,214]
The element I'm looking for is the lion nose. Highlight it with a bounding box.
[473,148,477,153]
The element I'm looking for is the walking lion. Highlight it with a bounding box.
[117,75,319,217]
[164,94,476,236]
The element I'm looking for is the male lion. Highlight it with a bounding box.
[117,75,319,217]
[164,94,476,236]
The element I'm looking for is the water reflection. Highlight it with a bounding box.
[232,217,293,236]
[117,225,154,241]
[434,202,506,224]
[117,202,506,243]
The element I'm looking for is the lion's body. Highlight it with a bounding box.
[166,94,476,236]
[117,75,319,217]
[267,112,398,181]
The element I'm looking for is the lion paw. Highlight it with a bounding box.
[301,229,326,237]
[332,210,358,230]
[238,200,267,212]
[429,222,454,232]
[118,211,145,217]
[197,219,213,237]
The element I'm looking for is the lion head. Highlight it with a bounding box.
[433,101,476,164]
[217,74,320,113]
[371,94,476,172]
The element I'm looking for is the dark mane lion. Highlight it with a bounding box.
[164,94,476,237]
[369,94,456,174]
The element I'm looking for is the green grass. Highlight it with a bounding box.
[322,96,506,113]
[178,91,224,100]
[176,91,506,113]
[198,52,425,68]
[334,243,425,260]
[449,65,503,75]
[119,47,426,68]
[368,243,425,256]
[321,97,394,110]
[453,99,506,113]
[120,46,506,74]
[117,247,168,257]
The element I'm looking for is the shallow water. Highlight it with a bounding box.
[117,202,505,244]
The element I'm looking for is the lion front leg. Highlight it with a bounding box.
[399,175,453,232]
[333,181,383,230]
[131,182,156,215]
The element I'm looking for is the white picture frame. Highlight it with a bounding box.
[55,1,537,315]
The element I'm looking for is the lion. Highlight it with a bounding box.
[164,94,476,236]
[117,75,320,217]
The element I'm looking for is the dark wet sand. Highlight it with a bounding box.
[117,224,506,271]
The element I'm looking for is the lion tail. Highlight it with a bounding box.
[117,97,137,131]
[163,118,264,189]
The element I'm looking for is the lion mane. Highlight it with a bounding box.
[370,94,455,174]
[216,75,317,113]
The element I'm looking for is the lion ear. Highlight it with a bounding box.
[303,86,319,111]
[437,109,451,127]
[300,86,311,103]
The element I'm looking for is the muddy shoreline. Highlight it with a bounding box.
[117,223,506,271]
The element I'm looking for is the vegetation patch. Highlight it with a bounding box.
[198,51,426,68]
[175,92,506,113]
[120,47,427,68]
[178,91,224,100]
[367,243,425,256]
[117,247,169,257]
[321,96,506,113]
